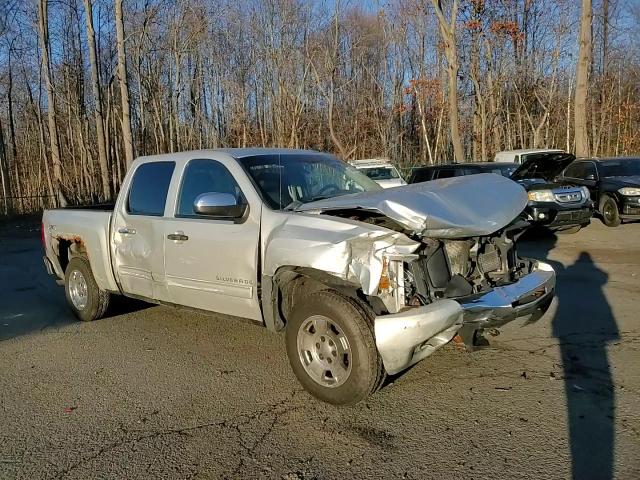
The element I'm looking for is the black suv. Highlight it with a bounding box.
[408,162,517,182]
[408,155,593,232]
[560,157,640,227]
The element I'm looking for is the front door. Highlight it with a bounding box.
[162,158,262,321]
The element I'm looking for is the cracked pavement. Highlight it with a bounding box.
[1,219,639,479]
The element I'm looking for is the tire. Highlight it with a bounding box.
[64,256,110,321]
[599,195,621,227]
[285,290,385,405]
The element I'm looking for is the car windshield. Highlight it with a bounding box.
[360,166,399,180]
[239,153,382,210]
[598,159,640,178]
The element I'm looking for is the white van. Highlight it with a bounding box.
[494,149,565,164]
[349,158,406,189]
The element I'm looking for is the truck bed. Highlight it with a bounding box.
[42,207,119,292]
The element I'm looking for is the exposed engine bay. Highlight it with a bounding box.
[323,206,534,314]
[403,229,534,307]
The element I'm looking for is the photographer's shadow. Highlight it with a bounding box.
[525,232,618,479]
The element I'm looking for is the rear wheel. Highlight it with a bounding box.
[600,195,621,227]
[64,256,110,321]
[285,290,385,405]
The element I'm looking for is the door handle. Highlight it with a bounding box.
[167,232,189,241]
[118,227,136,235]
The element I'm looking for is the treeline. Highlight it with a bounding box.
[0,0,639,214]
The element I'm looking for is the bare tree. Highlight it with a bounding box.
[115,0,134,169]
[574,0,592,157]
[430,0,463,161]
[37,0,66,206]
[83,0,110,200]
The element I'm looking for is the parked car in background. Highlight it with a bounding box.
[349,158,406,188]
[494,148,564,164]
[509,152,593,232]
[42,148,555,405]
[408,153,593,233]
[408,162,517,184]
[475,162,519,177]
[560,157,640,227]
[407,163,484,183]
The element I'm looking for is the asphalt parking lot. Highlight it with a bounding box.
[0,218,639,479]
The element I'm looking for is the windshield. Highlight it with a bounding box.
[239,153,382,210]
[360,166,400,180]
[599,159,640,178]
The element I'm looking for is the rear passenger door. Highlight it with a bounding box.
[111,161,176,301]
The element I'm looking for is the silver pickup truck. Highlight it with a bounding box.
[42,149,555,405]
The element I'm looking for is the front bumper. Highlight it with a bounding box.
[374,261,555,375]
[528,203,593,229]
[374,300,463,375]
[621,196,640,218]
[459,260,555,328]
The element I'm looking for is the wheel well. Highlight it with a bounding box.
[599,193,621,212]
[54,236,88,273]
[271,267,384,330]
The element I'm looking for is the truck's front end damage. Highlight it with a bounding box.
[285,173,556,375]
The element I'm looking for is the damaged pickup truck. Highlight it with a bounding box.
[42,149,555,405]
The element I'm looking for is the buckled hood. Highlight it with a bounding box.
[510,152,576,182]
[295,173,528,238]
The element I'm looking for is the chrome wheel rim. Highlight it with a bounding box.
[603,202,616,222]
[68,270,88,310]
[297,315,352,388]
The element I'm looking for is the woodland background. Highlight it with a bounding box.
[0,0,638,214]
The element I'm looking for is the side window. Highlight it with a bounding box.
[177,159,243,217]
[564,162,585,179]
[127,162,175,216]
[584,162,597,179]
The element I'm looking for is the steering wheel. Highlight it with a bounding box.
[315,183,341,197]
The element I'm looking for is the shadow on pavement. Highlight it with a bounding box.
[522,230,618,480]
[0,224,149,341]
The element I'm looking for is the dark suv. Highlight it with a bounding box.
[408,163,517,183]
[560,157,640,227]
[409,155,593,232]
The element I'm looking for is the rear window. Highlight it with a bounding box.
[360,167,399,180]
[127,161,175,216]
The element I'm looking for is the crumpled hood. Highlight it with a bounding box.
[295,173,528,238]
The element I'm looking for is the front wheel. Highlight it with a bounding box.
[600,195,621,227]
[64,256,110,321]
[285,290,385,405]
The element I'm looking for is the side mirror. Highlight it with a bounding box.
[585,174,596,181]
[193,192,247,219]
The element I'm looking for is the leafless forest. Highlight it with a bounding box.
[0,0,638,213]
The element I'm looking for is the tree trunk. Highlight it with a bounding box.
[83,0,110,200]
[38,0,67,206]
[115,0,135,169]
[431,0,463,161]
[574,0,592,157]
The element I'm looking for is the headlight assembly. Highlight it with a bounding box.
[581,186,590,200]
[618,187,640,196]
[528,190,555,202]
